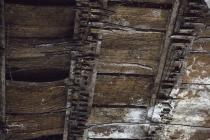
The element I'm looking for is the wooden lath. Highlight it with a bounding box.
[0,0,5,139]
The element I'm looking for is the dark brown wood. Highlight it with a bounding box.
[0,0,5,139]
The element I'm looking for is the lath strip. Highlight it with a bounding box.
[0,0,5,139]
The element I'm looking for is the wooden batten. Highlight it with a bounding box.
[5,3,75,38]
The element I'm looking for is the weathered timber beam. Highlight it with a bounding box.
[149,0,180,109]
[0,0,5,139]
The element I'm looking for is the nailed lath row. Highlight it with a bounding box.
[63,0,105,139]
[0,0,5,139]
[156,0,209,123]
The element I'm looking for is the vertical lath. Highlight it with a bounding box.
[0,0,5,139]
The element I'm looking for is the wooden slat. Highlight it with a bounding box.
[182,53,210,84]
[6,113,64,140]
[88,107,147,125]
[94,75,153,106]
[106,5,170,30]
[0,0,5,139]
[6,80,66,114]
[87,124,150,139]
[5,3,75,38]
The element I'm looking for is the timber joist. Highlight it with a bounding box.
[63,0,105,139]
[151,0,209,125]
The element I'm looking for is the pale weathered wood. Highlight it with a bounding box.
[5,3,75,38]
[87,124,150,139]
[88,107,147,125]
[94,75,153,106]
[106,5,170,30]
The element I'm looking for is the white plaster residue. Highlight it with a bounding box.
[124,109,146,122]
[172,84,210,126]
[88,124,149,139]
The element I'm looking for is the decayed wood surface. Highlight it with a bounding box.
[5,3,75,38]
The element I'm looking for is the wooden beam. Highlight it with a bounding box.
[0,0,5,139]
[149,0,180,110]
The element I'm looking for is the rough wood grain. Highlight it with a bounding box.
[106,5,170,30]
[88,107,147,125]
[5,3,75,38]
[6,80,66,114]
[94,75,153,106]
[6,33,162,75]
[6,113,64,140]
[100,31,164,74]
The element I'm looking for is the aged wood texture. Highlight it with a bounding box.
[0,0,5,139]
[6,113,64,140]
[94,75,153,106]
[100,31,163,75]
[6,80,66,114]
[5,3,75,38]
[88,107,147,124]
[105,5,170,30]
[6,31,163,75]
